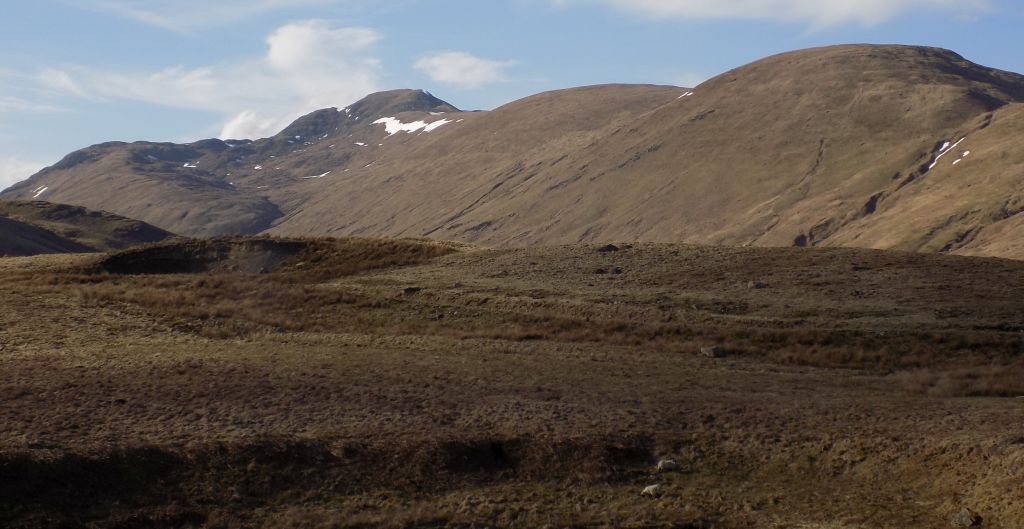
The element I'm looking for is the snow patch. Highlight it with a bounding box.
[423,119,452,132]
[928,136,966,170]
[373,116,452,135]
[32,186,48,199]
[677,91,695,99]
[183,162,198,168]
[254,165,263,170]
[354,142,367,146]
[951,150,972,167]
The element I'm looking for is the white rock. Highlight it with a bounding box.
[656,459,680,472]
[640,484,663,498]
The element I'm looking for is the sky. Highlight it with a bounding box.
[1,0,1022,190]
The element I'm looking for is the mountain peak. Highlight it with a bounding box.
[347,89,460,118]
[277,89,459,142]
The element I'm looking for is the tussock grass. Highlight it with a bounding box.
[3,239,1024,528]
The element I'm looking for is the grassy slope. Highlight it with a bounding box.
[0,200,174,252]
[7,46,1023,259]
[266,45,1024,260]
[0,216,93,256]
[1,238,1022,528]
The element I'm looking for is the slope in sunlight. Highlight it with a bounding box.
[4,45,1023,258]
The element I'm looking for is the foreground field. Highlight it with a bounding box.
[1,238,1023,528]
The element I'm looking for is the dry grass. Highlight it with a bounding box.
[2,238,1023,528]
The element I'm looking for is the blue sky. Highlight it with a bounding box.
[1,0,1021,189]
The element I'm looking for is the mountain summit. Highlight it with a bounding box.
[4,45,1024,258]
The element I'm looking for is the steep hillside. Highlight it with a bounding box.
[0,216,93,256]
[0,89,462,237]
[5,45,1024,258]
[277,45,1024,255]
[0,201,174,255]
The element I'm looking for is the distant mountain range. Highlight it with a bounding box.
[4,44,1023,258]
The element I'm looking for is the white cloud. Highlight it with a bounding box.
[74,0,347,33]
[36,68,92,99]
[37,20,383,140]
[0,96,65,114]
[554,0,989,26]
[414,52,514,89]
[0,157,46,191]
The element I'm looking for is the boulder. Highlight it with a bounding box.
[701,346,727,358]
[656,459,680,472]
[640,484,663,498]
[951,507,982,527]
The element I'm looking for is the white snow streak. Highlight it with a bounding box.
[928,136,966,170]
[32,186,48,199]
[372,116,452,135]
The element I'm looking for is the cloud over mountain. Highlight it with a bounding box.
[414,52,514,89]
[28,20,383,140]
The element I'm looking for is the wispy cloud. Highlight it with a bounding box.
[0,156,46,191]
[0,96,66,114]
[554,0,990,26]
[33,20,383,139]
[72,0,348,33]
[414,52,514,90]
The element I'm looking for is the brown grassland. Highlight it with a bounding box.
[1,237,1023,528]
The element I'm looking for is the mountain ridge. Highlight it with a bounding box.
[4,44,1024,258]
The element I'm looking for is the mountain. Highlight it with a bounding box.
[0,200,174,256]
[4,45,1024,258]
[0,89,462,237]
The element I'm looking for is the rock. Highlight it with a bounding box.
[403,287,422,295]
[640,484,663,498]
[656,459,679,472]
[747,280,768,289]
[952,507,982,527]
[701,346,727,358]
[597,244,620,253]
